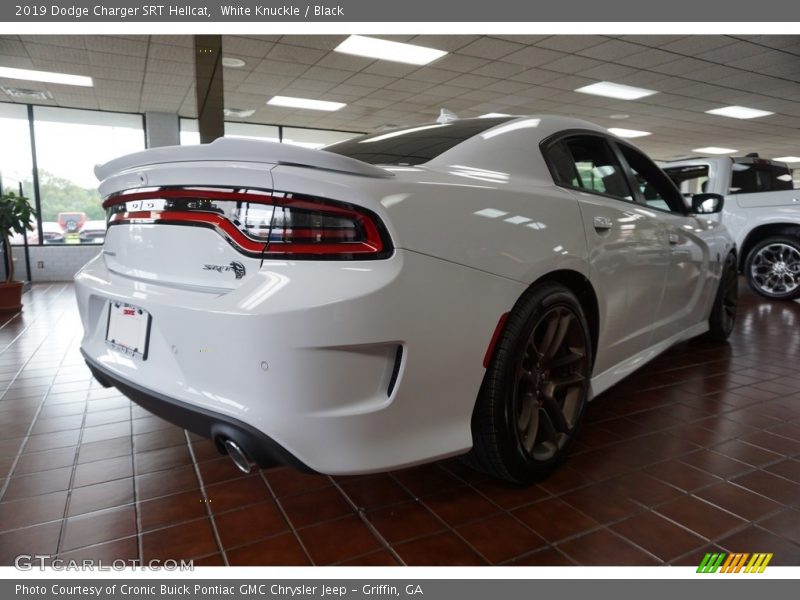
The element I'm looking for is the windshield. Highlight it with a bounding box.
[324,117,515,166]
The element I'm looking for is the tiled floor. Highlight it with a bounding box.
[1,281,799,566]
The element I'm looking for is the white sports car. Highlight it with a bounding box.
[75,116,737,483]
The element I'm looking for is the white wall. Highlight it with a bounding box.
[11,245,100,282]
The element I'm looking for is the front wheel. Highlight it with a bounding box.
[704,252,738,342]
[466,282,592,484]
[745,236,800,300]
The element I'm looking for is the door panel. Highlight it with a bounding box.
[614,142,713,343]
[654,214,712,339]
[574,192,669,375]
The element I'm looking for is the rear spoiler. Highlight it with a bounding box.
[94,137,394,181]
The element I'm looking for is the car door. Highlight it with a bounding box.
[543,133,670,375]
[615,142,716,340]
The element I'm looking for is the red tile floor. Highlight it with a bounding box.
[1,281,799,566]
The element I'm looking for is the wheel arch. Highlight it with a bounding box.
[739,223,800,271]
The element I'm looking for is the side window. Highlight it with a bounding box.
[618,145,686,214]
[547,136,634,201]
[731,162,794,194]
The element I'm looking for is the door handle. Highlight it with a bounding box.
[593,216,613,231]
[668,232,680,245]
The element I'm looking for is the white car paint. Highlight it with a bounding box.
[74,116,734,475]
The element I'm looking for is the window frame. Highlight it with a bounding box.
[539,129,637,205]
[611,139,689,215]
[541,129,689,215]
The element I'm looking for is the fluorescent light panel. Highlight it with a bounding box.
[267,95,345,112]
[334,35,447,66]
[705,105,773,119]
[0,66,93,87]
[693,147,738,155]
[222,57,247,68]
[575,81,657,100]
[773,156,800,163]
[608,127,651,138]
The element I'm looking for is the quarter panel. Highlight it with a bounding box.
[271,164,591,286]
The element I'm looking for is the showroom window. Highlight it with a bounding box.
[0,103,37,244]
[32,107,145,245]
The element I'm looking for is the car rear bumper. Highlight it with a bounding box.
[83,350,314,471]
[75,248,525,474]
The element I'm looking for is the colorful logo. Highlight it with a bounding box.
[697,552,773,573]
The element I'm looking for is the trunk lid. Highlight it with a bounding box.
[95,139,392,290]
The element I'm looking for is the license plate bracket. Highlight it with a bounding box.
[105,302,152,360]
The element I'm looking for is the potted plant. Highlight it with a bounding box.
[0,190,37,312]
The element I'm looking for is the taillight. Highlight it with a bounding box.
[103,187,392,260]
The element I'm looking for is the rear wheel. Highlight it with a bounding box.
[704,252,738,342]
[466,282,592,484]
[745,236,800,300]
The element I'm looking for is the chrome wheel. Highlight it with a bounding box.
[513,305,589,463]
[750,243,800,296]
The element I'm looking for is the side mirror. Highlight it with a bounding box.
[691,193,724,214]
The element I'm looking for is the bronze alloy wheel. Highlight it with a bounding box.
[512,305,589,462]
[467,282,593,483]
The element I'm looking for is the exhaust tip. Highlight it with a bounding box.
[222,439,252,474]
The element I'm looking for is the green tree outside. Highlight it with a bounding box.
[34,170,105,222]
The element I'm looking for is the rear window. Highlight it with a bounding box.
[730,160,794,194]
[664,164,710,197]
[324,117,514,165]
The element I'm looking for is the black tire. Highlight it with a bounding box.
[704,252,738,342]
[744,236,800,300]
[465,282,593,484]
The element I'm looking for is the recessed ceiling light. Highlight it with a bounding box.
[222,57,247,68]
[0,66,93,87]
[608,127,652,138]
[267,95,346,112]
[609,114,630,120]
[223,108,255,118]
[479,112,512,118]
[334,35,447,66]
[693,147,738,155]
[705,105,773,119]
[575,81,657,100]
[774,156,800,163]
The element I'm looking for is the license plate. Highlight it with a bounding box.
[106,302,152,360]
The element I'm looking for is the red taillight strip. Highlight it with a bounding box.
[104,187,389,258]
[109,211,382,255]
